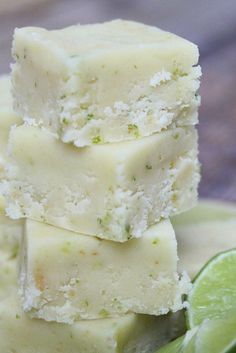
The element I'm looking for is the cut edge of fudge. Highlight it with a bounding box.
[0,215,178,353]
[19,218,191,323]
[0,124,200,242]
[12,20,201,146]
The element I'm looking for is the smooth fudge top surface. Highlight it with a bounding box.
[12,20,200,147]
[13,19,199,61]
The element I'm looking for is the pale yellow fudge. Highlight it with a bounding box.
[1,124,199,241]
[0,216,176,353]
[0,296,173,353]
[0,75,21,212]
[0,214,22,300]
[0,78,23,298]
[20,219,190,323]
[12,20,201,147]
[172,199,236,226]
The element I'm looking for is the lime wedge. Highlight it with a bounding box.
[172,200,236,278]
[172,200,236,226]
[184,316,236,353]
[176,218,236,279]
[156,316,236,353]
[155,329,197,353]
[187,249,236,328]
[155,336,184,352]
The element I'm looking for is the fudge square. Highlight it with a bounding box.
[20,219,190,323]
[1,124,200,242]
[12,20,201,147]
[0,215,176,353]
[0,296,172,353]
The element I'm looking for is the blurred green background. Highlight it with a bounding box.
[0,0,235,201]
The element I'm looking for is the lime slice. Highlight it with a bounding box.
[155,329,197,353]
[173,200,236,279]
[172,199,236,227]
[187,249,236,328]
[176,219,236,279]
[155,336,184,352]
[157,316,236,353]
[184,316,236,353]
[227,343,236,353]
[155,336,183,353]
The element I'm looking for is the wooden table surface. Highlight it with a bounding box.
[0,0,235,202]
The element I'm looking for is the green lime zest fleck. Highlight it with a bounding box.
[97,213,111,230]
[97,217,102,225]
[61,241,72,255]
[173,133,180,140]
[84,299,89,307]
[128,124,139,138]
[152,238,159,245]
[62,118,69,125]
[99,309,109,318]
[172,193,178,202]
[172,67,188,80]
[92,135,102,144]
[87,113,94,120]
[10,244,19,259]
[146,164,152,170]
[125,224,131,235]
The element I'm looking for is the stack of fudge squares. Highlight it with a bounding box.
[0,20,201,353]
